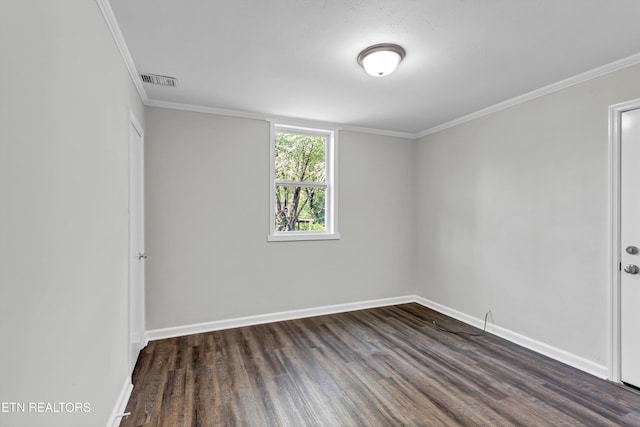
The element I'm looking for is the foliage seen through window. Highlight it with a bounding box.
[274,132,327,232]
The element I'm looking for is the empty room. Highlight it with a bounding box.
[4,1,640,426]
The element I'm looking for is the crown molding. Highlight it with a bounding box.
[146,99,266,121]
[416,52,640,138]
[96,0,148,103]
[340,124,417,140]
[146,99,416,139]
[96,2,640,141]
[144,51,640,141]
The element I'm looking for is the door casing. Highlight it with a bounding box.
[608,98,640,382]
[128,111,146,373]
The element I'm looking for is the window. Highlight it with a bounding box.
[268,122,339,241]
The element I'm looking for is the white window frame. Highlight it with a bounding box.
[268,121,340,242]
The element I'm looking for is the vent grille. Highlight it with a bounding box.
[140,73,177,87]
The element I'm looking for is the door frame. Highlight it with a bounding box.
[608,98,640,382]
[128,110,145,373]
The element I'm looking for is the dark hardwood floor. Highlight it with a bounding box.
[121,303,640,426]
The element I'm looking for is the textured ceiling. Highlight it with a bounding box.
[109,0,640,135]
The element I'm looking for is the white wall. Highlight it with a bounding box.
[415,64,640,367]
[0,1,144,426]
[145,107,416,329]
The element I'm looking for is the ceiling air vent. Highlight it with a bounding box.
[140,73,177,87]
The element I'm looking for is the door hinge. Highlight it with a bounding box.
[620,262,622,271]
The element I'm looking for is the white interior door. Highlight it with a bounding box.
[620,107,640,388]
[129,116,145,372]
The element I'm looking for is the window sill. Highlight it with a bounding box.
[267,232,341,242]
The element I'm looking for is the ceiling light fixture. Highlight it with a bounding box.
[357,43,406,77]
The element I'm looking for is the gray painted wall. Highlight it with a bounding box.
[415,64,640,366]
[0,1,144,426]
[146,63,640,370]
[4,3,640,423]
[145,107,416,329]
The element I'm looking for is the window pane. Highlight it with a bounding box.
[274,185,326,231]
[275,132,326,183]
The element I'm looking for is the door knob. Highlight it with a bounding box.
[626,246,639,255]
[138,252,147,260]
[624,264,639,274]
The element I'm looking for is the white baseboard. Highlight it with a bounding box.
[144,294,608,380]
[145,295,415,342]
[414,296,609,379]
[106,377,133,427]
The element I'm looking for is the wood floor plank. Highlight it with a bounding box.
[121,304,640,426]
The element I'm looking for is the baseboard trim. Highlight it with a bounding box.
[145,295,415,342]
[414,296,609,379]
[106,377,133,427]
[144,294,608,380]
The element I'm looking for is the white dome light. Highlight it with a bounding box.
[357,43,406,77]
